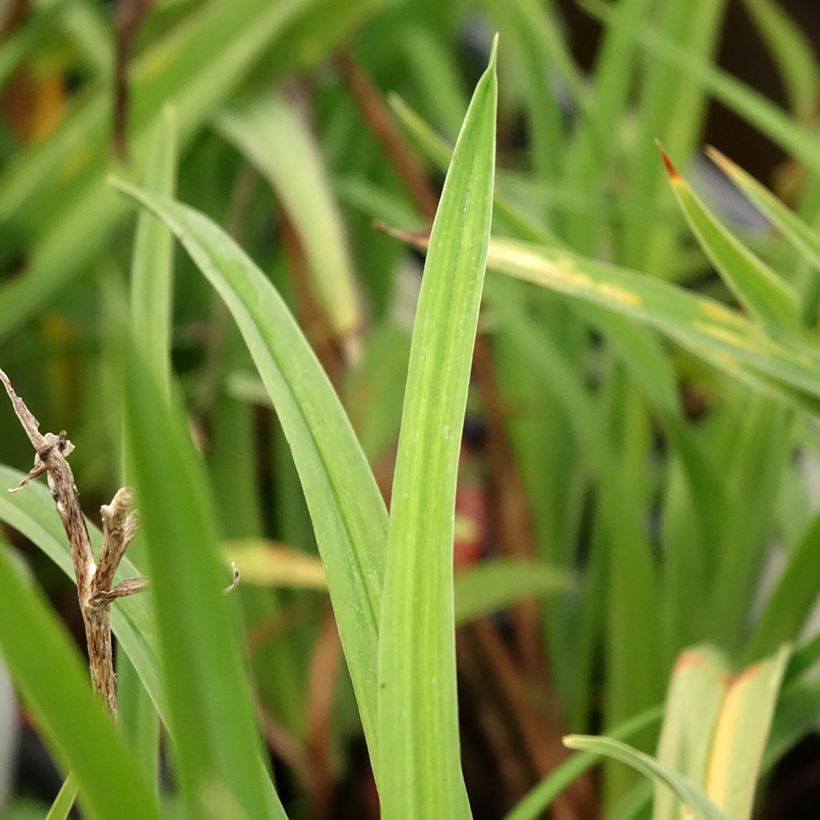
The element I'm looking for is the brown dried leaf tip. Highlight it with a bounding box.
[655,140,682,183]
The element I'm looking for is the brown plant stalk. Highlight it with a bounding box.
[0,368,146,716]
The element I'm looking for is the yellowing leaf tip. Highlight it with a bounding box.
[705,145,736,177]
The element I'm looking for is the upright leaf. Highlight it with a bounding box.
[130,105,178,395]
[377,40,497,819]
[0,548,159,820]
[123,339,285,820]
[654,646,730,820]
[705,645,791,819]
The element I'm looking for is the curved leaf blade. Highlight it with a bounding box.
[110,178,388,771]
[562,735,728,820]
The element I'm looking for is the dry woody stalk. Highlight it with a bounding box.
[0,368,146,716]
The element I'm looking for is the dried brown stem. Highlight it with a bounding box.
[0,368,146,716]
[279,206,346,390]
[334,50,439,222]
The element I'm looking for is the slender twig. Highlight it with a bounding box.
[334,50,439,222]
[0,368,146,716]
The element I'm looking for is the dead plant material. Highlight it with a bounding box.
[0,368,146,716]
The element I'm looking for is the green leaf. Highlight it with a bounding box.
[110,178,389,773]
[45,774,78,820]
[659,147,799,331]
[478,236,820,410]
[216,93,363,351]
[130,104,178,395]
[704,645,791,819]
[453,559,573,624]
[505,706,663,820]
[584,0,820,179]
[0,547,159,820]
[744,513,820,662]
[706,146,820,321]
[377,39,497,820]
[562,736,728,820]
[654,646,730,820]
[122,338,285,820]
[739,0,818,121]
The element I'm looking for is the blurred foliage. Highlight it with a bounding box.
[0,0,818,818]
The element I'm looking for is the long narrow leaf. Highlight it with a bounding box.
[506,706,663,820]
[453,559,572,624]
[562,736,728,820]
[377,40,497,820]
[216,94,363,352]
[130,105,178,394]
[0,547,159,820]
[659,147,799,331]
[744,514,820,662]
[123,338,285,820]
[110,178,389,772]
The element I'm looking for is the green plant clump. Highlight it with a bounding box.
[0,1,817,818]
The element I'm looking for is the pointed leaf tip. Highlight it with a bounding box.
[656,142,681,182]
[489,33,499,67]
[705,145,734,176]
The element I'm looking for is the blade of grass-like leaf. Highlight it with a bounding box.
[391,229,820,410]
[0,465,166,722]
[505,706,663,820]
[585,0,820,179]
[562,736,728,820]
[763,674,820,768]
[45,774,78,820]
[387,93,559,245]
[377,41,497,820]
[659,147,799,331]
[215,94,362,353]
[740,0,817,121]
[706,146,820,321]
[123,338,285,820]
[383,100,683,418]
[479,236,820,407]
[130,104,178,394]
[110,179,389,771]
[705,645,791,819]
[122,102,178,792]
[744,514,820,662]
[0,547,159,820]
[453,559,572,624]
[562,0,654,251]
[653,646,730,820]
[0,0,312,339]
